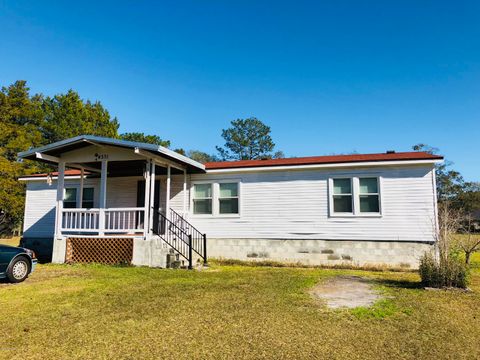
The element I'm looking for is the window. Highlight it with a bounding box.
[330,177,381,216]
[191,181,241,216]
[82,188,95,208]
[332,178,353,213]
[63,188,77,208]
[359,177,380,213]
[193,184,212,214]
[219,183,239,214]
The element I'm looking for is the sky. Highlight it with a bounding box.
[0,1,479,180]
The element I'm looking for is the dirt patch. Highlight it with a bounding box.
[310,276,382,309]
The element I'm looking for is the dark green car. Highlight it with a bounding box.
[0,244,37,283]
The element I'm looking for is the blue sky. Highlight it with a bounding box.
[0,1,479,180]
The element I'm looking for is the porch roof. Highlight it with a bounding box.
[18,135,206,173]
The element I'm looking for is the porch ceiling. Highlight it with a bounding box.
[78,160,186,177]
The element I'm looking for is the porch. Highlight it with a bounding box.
[54,159,189,239]
[19,135,208,268]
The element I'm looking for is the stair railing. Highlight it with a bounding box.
[153,210,193,269]
[169,208,207,265]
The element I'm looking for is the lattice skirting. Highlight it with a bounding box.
[66,237,134,265]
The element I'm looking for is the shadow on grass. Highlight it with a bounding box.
[373,278,423,290]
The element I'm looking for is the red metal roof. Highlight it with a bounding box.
[20,151,442,178]
[204,152,443,170]
[21,169,87,178]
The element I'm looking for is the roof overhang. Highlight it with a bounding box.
[18,135,206,174]
[204,159,443,174]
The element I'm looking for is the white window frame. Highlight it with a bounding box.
[191,181,214,216]
[328,176,382,217]
[190,180,241,218]
[63,186,96,209]
[358,177,381,215]
[329,177,354,216]
[216,180,241,217]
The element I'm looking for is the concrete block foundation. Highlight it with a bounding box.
[207,238,434,269]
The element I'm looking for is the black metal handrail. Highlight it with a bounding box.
[169,208,207,265]
[153,210,193,269]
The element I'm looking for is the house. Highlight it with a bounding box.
[18,135,443,268]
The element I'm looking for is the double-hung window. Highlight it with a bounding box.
[193,184,213,215]
[191,181,240,216]
[218,183,239,214]
[330,177,381,216]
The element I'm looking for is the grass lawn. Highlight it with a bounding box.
[0,255,479,360]
[0,236,21,247]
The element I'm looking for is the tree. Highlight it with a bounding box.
[186,150,218,163]
[216,118,276,160]
[120,132,170,147]
[0,80,123,234]
[419,200,470,289]
[456,182,480,214]
[454,214,480,265]
[0,81,44,233]
[41,90,119,143]
[435,202,463,262]
[173,148,186,155]
[273,150,285,159]
[412,144,466,202]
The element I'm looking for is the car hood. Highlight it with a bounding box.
[0,244,24,253]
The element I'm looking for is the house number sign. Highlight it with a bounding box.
[94,153,109,161]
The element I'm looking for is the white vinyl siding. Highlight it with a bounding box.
[105,177,140,209]
[183,165,436,242]
[22,164,437,244]
[23,181,58,238]
[23,177,141,238]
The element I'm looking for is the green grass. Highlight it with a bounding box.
[0,237,21,247]
[1,258,480,359]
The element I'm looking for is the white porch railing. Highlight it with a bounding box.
[61,208,145,234]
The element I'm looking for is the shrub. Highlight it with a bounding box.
[419,252,469,289]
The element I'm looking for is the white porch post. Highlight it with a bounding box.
[143,160,151,239]
[183,169,187,216]
[52,161,67,264]
[98,160,108,235]
[79,167,84,208]
[166,165,171,220]
[54,161,65,239]
[148,162,155,237]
